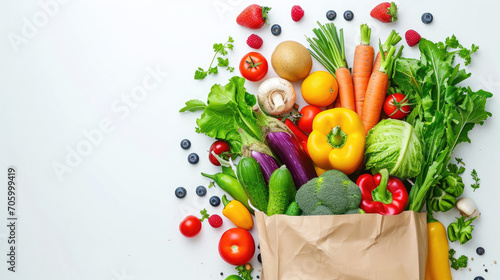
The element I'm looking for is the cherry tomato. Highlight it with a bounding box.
[209,140,231,166]
[239,52,268,82]
[218,228,255,266]
[179,215,202,238]
[297,105,322,134]
[383,93,411,120]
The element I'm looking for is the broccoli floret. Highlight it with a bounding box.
[309,205,333,215]
[295,169,363,216]
[345,208,365,214]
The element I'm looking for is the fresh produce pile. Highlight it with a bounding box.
[178,2,492,280]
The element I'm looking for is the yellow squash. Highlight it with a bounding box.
[425,220,452,280]
[307,108,365,175]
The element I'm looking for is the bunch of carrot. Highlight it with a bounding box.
[307,23,403,133]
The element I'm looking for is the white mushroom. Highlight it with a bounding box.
[257,77,296,116]
[456,198,480,219]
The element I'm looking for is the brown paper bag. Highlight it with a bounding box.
[255,211,427,280]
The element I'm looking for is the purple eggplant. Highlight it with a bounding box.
[239,128,279,185]
[266,131,317,189]
[253,106,316,189]
[250,150,279,185]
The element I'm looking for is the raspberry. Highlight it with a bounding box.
[291,5,304,22]
[246,34,263,49]
[405,30,421,47]
[208,214,223,228]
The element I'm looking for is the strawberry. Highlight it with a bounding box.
[405,30,421,47]
[236,4,271,29]
[247,34,263,49]
[370,2,398,23]
[208,214,223,228]
[291,5,304,22]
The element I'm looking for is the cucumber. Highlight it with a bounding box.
[236,157,269,213]
[267,165,296,216]
[285,201,301,216]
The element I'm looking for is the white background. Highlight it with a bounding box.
[0,0,499,279]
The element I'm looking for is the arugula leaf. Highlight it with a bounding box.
[449,249,468,270]
[179,99,207,112]
[393,36,492,212]
[471,169,480,191]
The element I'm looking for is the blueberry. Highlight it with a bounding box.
[175,187,186,198]
[258,253,262,263]
[343,10,354,21]
[180,139,191,150]
[476,247,485,255]
[209,196,221,207]
[421,13,433,24]
[326,10,337,21]
[188,153,199,164]
[271,24,281,36]
[474,277,485,280]
[196,185,207,197]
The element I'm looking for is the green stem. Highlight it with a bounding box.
[326,126,347,148]
[426,202,437,223]
[360,24,371,45]
[379,46,397,74]
[381,30,401,52]
[372,169,393,204]
[222,194,230,207]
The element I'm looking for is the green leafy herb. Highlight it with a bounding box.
[179,99,207,112]
[236,264,253,280]
[449,249,468,270]
[180,76,262,155]
[455,157,465,166]
[393,36,492,212]
[436,35,479,66]
[471,169,480,191]
[195,36,234,80]
[200,209,209,222]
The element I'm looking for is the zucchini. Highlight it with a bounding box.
[267,165,296,216]
[236,157,269,213]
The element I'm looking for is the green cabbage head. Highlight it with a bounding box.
[364,119,423,179]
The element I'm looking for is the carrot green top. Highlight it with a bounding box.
[360,24,371,46]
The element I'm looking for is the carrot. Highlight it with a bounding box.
[362,43,403,133]
[306,22,355,112]
[373,30,401,73]
[353,24,374,117]
[333,94,342,108]
[336,67,355,111]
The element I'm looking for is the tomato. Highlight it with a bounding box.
[209,140,231,166]
[298,105,322,134]
[179,215,202,238]
[383,93,411,120]
[239,52,268,82]
[218,228,255,266]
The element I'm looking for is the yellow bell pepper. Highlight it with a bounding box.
[425,218,452,280]
[307,108,365,175]
[222,195,253,230]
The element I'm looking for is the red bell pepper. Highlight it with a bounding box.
[282,118,309,156]
[356,169,408,215]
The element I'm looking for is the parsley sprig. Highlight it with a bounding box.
[437,35,479,66]
[449,249,468,270]
[195,36,235,80]
[471,169,480,191]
